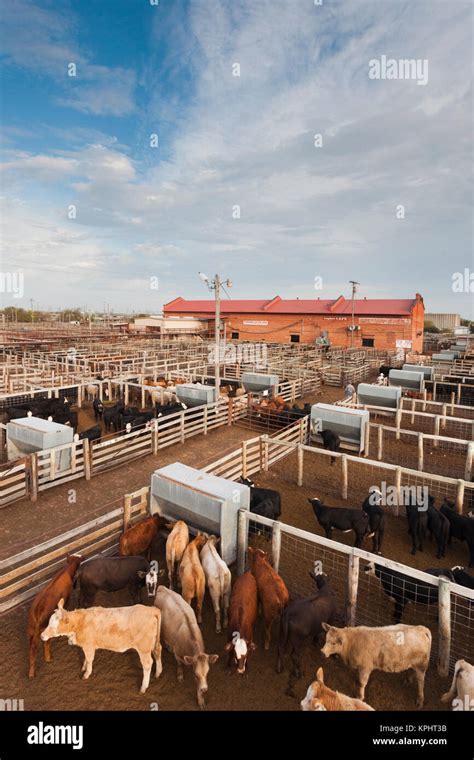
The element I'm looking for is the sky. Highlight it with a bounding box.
[0,0,472,317]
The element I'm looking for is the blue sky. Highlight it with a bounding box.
[1,0,472,316]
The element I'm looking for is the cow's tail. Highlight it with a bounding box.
[152,608,162,660]
[441,660,461,703]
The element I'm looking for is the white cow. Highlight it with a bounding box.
[200,535,231,633]
[41,600,162,694]
[441,659,474,711]
[154,586,218,709]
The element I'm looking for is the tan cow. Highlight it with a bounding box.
[300,667,375,711]
[200,535,231,633]
[322,623,432,707]
[166,520,189,590]
[441,659,474,710]
[179,533,207,623]
[248,546,289,649]
[154,586,218,709]
[41,600,162,694]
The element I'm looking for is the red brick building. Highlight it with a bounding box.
[164,293,425,351]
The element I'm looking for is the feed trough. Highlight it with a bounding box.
[357,383,402,411]
[310,403,369,454]
[388,369,424,391]
[6,417,74,470]
[175,383,217,408]
[150,463,250,564]
[402,364,434,381]
[241,372,279,393]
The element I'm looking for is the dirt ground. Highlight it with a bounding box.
[1,377,469,712]
[0,533,453,713]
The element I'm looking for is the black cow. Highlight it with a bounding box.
[78,425,102,443]
[309,497,369,549]
[440,499,474,567]
[405,492,429,556]
[427,501,450,559]
[365,561,454,623]
[450,566,474,589]
[361,491,385,555]
[378,365,391,378]
[93,398,104,421]
[238,477,281,519]
[76,555,158,607]
[103,407,122,432]
[277,573,337,685]
[320,429,340,465]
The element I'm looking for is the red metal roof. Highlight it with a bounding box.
[164,296,419,316]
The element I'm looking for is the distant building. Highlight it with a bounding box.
[129,315,208,338]
[164,293,425,351]
[425,313,461,331]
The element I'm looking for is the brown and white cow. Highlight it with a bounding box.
[119,514,165,559]
[154,586,218,709]
[225,571,258,674]
[200,535,231,633]
[300,667,375,711]
[27,554,82,678]
[179,533,207,623]
[321,623,432,707]
[41,600,162,694]
[248,546,289,650]
[166,520,189,591]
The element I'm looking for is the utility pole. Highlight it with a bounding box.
[30,298,34,323]
[349,280,359,348]
[198,272,232,397]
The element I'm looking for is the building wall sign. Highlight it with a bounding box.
[396,339,412,348]
[359,317,411,325]
[242,320,269,326]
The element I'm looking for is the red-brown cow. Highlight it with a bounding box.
[224,571,258,674]
[119,514,165,558]
[27,554,82,678]
[248,546,289,650]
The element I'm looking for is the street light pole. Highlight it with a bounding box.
[349,280,359,348]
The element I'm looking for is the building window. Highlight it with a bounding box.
[231,331,239,340]
[362,337,375,347]
[290,334,300,343]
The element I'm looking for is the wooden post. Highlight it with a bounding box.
[29,453,38,502]
[237,509,248,576]
[433,381,437,402]
[123,493,132,531]
[450,392,455,416]
[227,397,233,426]
[433,416,440,449]
[272,521,281,572]
[441,403,447,431]
[394,466,402,517]
[422,388,427,411]
[180,412,185,443]
[99,382,104,402]
[263,438,269,472]
[152,420,159,455]
[365,422,370,459]
[141,386,146,409]
[124,383,129,406]
[417,433,424,472]
[77,384,82,409]
[437,578,451,677]
[297,444,304,487]
[49,449,56,481]
[241,440,247,478]
[203,405,208,435]
[395,409,401,440]
[377,425,383,461]
[465,441,474,483]
[411,398,416,425]
[341,454,348,500]
[346,553,359,626]
[455,479,465,514]
[83,438,91,480]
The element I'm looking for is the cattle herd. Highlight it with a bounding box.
[26,481,474,711]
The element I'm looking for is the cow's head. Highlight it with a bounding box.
[364,561,377,577]
[41,599,75,643]
[138,568,160,596]
[224,631,256,675]
[247,546,267,568]
[300,669,327,711]
[321,624,345,659]
[238,477,254,488]
[180,653,219,709]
